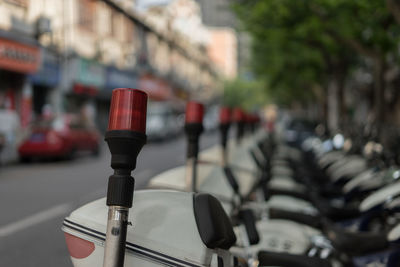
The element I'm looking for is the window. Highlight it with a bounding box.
[78,0,96,32]
[125,17,135,42]
[111,8,119,37]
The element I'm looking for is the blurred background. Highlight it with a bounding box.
[0,0,400,266]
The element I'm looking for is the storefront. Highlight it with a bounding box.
[63,57,105,129]
[29,49,60,117]
[0,34,41,163]
[138,73,172,101]
[0,36,41,126]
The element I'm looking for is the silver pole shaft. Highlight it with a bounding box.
[185,157,197,192]
[103,206,129,267]
[221,147,228,166]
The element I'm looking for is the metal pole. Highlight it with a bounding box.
[103,206,129,267]
[185,157,197,192]
[102,88,147,267]
[221,148,227,167]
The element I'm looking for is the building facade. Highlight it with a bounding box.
[0,0,219,162]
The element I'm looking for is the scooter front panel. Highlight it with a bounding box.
[63,190,226,267]
[360,181,400,212]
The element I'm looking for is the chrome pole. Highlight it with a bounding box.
[103,206,129,267]
[185,157,197,192]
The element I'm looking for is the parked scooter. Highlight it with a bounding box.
[149,105,336,266]
[62,91,400,267]
[62,89,243,267]
[153,108,400,266]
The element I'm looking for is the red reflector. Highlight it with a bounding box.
[233,108,245,122]
[64,232,95,259]
[219,107,231,124]
[185,101,204,124]
[108,88,148,132]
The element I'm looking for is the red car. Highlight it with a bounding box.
[18,115,100,161]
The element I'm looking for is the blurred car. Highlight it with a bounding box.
[203,105,218,132]
[18,115,100,161]
[146,102,183,141]
[284,118,317,147]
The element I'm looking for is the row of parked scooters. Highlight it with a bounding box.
[62,88,400,267]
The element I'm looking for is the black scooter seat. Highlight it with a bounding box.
[324,225,388,255]
[312,197,360,221]
[269,208,322,229]
[258,251,332,267]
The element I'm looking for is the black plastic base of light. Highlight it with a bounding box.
[105,130,146,170]
[105,130,146,207]
[106,173,135,207]
[185,123,203,159]
[219,123,230,150]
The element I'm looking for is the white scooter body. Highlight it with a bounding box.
[148,150,319,255]
[62,190,235,267]
[360,180,400,212]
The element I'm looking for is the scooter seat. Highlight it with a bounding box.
[312,196,360,221]
[325,226,388,255]
[193,193,237,249]
[269,208,322,229]
[267,188,310,201]
[258,251,332,267]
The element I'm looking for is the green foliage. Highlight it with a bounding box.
[232,0,399,105]
[223,78,269,111]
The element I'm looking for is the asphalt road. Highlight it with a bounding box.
[0,131,219,267]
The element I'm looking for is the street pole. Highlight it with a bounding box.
[184,101,204,192]
[233,108,245,144]
[219,107,231,166]
[103,88,147,267]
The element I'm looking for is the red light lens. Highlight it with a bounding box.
[245,113,252,123]
[64,232,95,259]
[233,108,245,122]
[108,88,148,132]
[219,107,231,124]
[185,101,204,124]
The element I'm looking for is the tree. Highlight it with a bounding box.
[233,0,400,132]
[223,78,268,112]
[233,0,355,129]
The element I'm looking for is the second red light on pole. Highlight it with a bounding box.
[184,101,204,192]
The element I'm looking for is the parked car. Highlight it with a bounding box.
[203,105,219,132]
[146,102,183,141]
[18,115,100,161]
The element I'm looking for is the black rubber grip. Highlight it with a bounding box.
[239,209,260,245]
[185,123,203,158]
[223,167,240,195]
[106,174,135,207]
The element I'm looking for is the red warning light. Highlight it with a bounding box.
[185,101,204,124]
[108,88,148,133]
[219,107,231,124]
[246,113,254,123]
[233,108,245,122]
